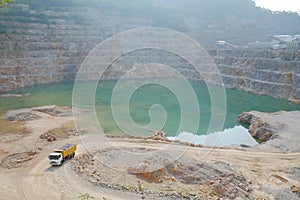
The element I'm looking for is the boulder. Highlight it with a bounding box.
[238,112,274,142]
[237,112,254,125]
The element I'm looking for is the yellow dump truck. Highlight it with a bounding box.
[48,144,76,166]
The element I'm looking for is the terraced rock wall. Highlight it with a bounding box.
[0,3,299,102]
[209,49,300,102]
[0,3,153,91]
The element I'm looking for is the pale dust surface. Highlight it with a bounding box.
[0,107,299,199]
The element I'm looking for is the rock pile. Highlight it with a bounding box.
[238,112,276,142]
[150,131,170,142]
[7,112,40,121]
[126,154,253,199]
[198,173,252,199]
[128,166,170,184]
[71,148,253,199]
[0,151,39,169]
[72,154,96,174]
[66,127,86,137]
[39,133,57,142]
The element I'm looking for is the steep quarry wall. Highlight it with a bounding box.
[0,3,300,102]
[99,49,300,103]
[209,49,300,102]
[0,3,153,91]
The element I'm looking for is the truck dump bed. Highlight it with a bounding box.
[54,143,76,159]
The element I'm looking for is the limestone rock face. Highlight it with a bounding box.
[248,118,274,142]
[238,110,300,152]
[237,112,290,142]
[237,112,254,125]
[0,2,300,103]
[238,112,276,142]
[210,49,300,103]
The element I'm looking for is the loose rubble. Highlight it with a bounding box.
[66,127,86,137]
[39,127,85,142]
[0,150,39,169]
[7,112,41,121]
[71,148,253,199]
[39,133,57,142]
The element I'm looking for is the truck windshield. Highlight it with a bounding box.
[49,155,60,160]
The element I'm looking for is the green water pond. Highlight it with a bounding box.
[1,80,299,136]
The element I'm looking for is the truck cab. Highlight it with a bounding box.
[48,152,63,166]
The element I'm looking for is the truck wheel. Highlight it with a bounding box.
[72,152,75,158]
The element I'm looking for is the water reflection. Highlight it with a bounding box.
[168,125,258,147]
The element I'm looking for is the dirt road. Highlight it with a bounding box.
[0,107,146,200]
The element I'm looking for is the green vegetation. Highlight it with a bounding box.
[0,110,30,135]
[121,185,136,191]
[0,0,13,8]
[47,120,75,138]
[78,193,94,200]
[1,0,300,44]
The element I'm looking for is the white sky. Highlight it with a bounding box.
[253,0,300,12]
